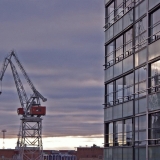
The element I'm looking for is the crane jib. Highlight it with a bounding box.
[0,51,47,116]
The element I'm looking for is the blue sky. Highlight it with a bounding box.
[0,0,104,149]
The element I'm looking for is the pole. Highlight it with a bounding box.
[2,130,6,149]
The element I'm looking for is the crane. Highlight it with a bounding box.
[0,51,47,160]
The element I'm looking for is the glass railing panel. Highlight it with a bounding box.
[123,55,133,73]
[104,66,113,82]
[105,9,133,43]
[148,146,160,159]
[135,1,146,21]
[149,92,160,111]
[149,39,160,61]
[123,101,133,117]
[104,0,110,5]
[113,104,122,119]
[123,9,133,29]
[135,47,147,67]
[104,148,112,160]
[104,107,112,121]
[113,148,122,160]
[105,25,113,43]
[114,61,122,78]
[149,0,160,10]
[114,18,123,36]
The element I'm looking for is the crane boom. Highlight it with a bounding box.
[12,52,47,102]
[9,60,28,109]
[0,53,16,81]
[0,57,10,81]
[0,51,47,110]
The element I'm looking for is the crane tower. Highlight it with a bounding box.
[0,51,47,160]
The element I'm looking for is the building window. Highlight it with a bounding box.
[115,28,133,63]
[116,35,124,62]
[105,72,134,105]
[124,28,133,57]
[149,112,160,145]
[115,0,124,20]
[105,28,133,69]
[115,120,123,146]
[116,77,123,103]
[105,0,133,29]
[149,8,160,43]
[105,118,133,147]
[135,17,147,51]
[135,115,146,146]
[105,41,115,68]
[135,97,147,114]
[135,66,147,98]
[105,82,114,106]
[124,73,134,101]
[106,1,115,26]
[149,60,160,93]
[135,0,146,21]
[124,119,133,146]
[148,60,160,111]
[125,0,134,13]
[105,122,113,147]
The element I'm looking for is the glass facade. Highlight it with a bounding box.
[104,0,160,159]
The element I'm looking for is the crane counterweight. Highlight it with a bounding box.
[17,108,25,115]
[30,106,46,116]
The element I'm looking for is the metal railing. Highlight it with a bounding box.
[105,20,160,69]
[104,0,134,30]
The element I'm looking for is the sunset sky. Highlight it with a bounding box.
[0,0,104,150]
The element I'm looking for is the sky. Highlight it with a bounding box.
[0,0,104,150]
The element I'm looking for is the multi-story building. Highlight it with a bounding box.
[104,0,160,159]
[0,149,77,160]
[76,144,103,160]
[43,150,76,160]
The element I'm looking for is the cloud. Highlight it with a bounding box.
[0,0,105,149]
[0,1,104,51]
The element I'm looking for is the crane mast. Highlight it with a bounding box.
[0,51,47,160]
